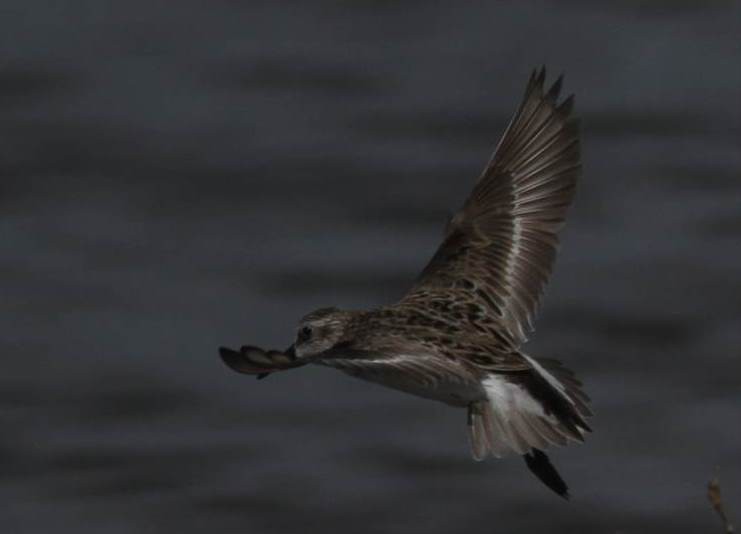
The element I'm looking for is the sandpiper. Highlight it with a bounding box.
[220,68,591,498]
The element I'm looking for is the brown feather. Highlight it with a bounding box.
[401,68,580,344]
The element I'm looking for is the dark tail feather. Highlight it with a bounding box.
[524,449,570,499]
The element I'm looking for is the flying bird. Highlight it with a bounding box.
[220,68,591,498]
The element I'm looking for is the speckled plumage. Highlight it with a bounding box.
[220,68,591,498]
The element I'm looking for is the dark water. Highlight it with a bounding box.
[1,2,740,533]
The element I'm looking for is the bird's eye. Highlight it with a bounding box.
[298,326,313,342]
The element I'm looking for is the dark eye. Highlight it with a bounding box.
[298,325,313,342]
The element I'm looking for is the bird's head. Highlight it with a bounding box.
[290,307,354,360]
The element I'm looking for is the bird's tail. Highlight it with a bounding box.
[467,355,592,497]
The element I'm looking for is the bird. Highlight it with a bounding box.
[219,67,591,499]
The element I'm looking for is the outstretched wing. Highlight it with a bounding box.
[401,68,580,345]
[219,345,304,380]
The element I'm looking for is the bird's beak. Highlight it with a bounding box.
[284,344,297,360]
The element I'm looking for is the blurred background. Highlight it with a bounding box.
[1,1,739,533]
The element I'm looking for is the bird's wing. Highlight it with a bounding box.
[219,345,305,380]
[400,68,580,345]
[318,326,528,388]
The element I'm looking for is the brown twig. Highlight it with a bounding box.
[708,477,735,533]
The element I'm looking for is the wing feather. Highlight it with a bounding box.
[401,68,580,344]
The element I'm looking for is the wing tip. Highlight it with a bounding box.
[527,69,576,118]
[546,74,564,102]
[219,345,273,378]
[524,448,570,499]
